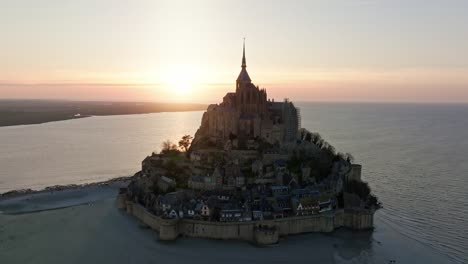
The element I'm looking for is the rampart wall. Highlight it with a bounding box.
[116,194,374,245]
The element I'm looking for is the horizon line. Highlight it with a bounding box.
[1,97,468,105]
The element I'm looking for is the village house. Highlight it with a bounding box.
[262,150,290,165]
[251,159,263,177]
[219,209,243,222]
[157,176,175,192]
[252,210,263,221]
[271,185,289,196]
[155,195,171,213]
[141,155,164,177]
[292,188,320,199]
[254,171,277,185]
[319,196,333,213]
[190,151,202,162]
[187,175,217,190]
[200,202,211,218]
[182,200,198,219]
[273,195,292,218]
[293,197,320,216]
[167,209,178,219]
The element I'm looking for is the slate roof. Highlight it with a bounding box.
[237,68,251,83]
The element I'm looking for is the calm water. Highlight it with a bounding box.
[0,103,467,263]
[0,112,202,192]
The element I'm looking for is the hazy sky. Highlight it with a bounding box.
[1,0,468,103]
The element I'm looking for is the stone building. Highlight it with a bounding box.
[191,41,300,149]
[157,176,175,192]
[346,164,362,182]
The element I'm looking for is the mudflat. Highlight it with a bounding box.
[0,184,454,264]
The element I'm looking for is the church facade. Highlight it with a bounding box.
[192,41,300,149]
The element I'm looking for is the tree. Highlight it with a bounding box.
[368,194,382,209]
[311,132,322,144]
[299,128,308,140]
[335,152,342,159]
[344,153,354,163]
[321,141,329,150]
[178,134,193,152]
[316,139,324,148]
[161,140,178,154]
[346,180,371,200]
[325,145,336,156]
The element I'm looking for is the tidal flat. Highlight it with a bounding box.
[0,184,453,264]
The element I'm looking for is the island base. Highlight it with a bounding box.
[117,194,374,245]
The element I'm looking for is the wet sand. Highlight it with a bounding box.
[0,185,455,264]
[0,180,128,214]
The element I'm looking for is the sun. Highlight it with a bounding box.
[162,64,198,96]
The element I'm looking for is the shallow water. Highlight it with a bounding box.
[0,198,454,264]
[1,103,467,263]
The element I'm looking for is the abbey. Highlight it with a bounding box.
[192,41,300,149]
[119,41,380,245]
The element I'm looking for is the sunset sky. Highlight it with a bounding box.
[1,0,468,103]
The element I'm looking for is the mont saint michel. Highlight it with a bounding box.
[3,2,468,263]
[117,43,381,245]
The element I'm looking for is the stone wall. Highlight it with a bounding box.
[116,194,126,209]
[117,194,374,245]
[342,209,374,230]
[275,213,335,235]
[254,227,278,246]
[179,220,255,241]
[124,200,162,231]
[160,219,179,240]
[346,164,362,182]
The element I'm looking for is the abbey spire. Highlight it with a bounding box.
[237,38,251,84]
[242,38,246,68]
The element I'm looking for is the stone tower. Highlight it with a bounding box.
[235,39,268,115]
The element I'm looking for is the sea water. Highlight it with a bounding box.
[0,102,467,263]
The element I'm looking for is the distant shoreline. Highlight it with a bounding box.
[0,100,207,127]
[0,176,131,215]
[0,114,93,127]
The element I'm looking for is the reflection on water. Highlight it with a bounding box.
[0,111,203,192]
[332,230,373,260]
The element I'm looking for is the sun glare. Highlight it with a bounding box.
[162,65,198,96]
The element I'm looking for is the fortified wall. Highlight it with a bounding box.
[117,194,374,245]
